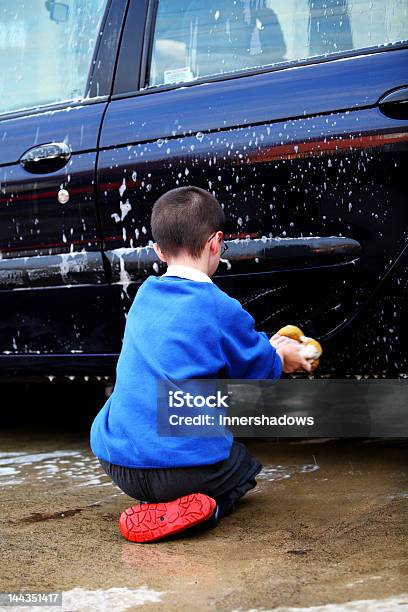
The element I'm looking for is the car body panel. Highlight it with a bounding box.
[102,49,408,147]
[0,103,105,167]
[97,45,408,375]
[0,0,407,378]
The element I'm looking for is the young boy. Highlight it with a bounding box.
[90,186,311,542]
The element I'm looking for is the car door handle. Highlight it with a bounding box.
[20,142,71,174]
[378,87,408,120]
[106,236,362,280]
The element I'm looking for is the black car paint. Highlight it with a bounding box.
[0,0,407,379]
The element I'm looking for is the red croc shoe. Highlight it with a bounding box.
[119,493,217,543]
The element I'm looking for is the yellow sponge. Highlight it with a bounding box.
[276,325,323,371]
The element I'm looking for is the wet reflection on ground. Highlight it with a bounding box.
[0,383,407,611]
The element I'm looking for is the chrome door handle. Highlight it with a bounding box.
[378,87,408,120]
[20,142,71,174]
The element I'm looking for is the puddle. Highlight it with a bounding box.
[257,463,319,482]
[0,586,166,612]
[389,492,408,500]
[0,450,111,488]
[248,463,319,495]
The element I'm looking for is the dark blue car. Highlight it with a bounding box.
[0,0,407,380]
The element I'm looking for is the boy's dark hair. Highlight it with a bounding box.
[151,186,225,258]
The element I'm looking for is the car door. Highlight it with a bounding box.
[97,0,408,377]
[0,0,128,375]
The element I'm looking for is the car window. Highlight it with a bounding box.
[0,0,109,115]
[148,0,408,87]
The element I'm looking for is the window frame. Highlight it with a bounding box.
[112,0,408,100]
[112,0,151,96]
[0,0,127,122]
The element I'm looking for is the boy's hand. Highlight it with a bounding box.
[270,333,312,373]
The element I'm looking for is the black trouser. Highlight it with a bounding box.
[99,441,262,519]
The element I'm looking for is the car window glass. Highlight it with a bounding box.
[0,0,109,115]
[148,0,408,87]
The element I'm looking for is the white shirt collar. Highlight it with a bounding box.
[161,264,213,284]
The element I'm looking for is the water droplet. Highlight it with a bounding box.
[119,178,126,197]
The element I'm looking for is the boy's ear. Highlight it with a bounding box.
[153,242,167,263]
[209,230,223,255]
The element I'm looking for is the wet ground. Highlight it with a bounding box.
[0,383,407,611]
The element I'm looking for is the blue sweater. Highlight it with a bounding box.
[90,275,282,468]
